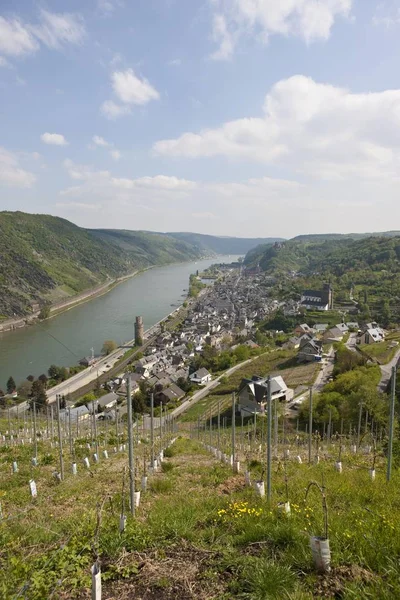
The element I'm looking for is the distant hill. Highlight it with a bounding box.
[89,229,201,265]
[244,235,400,323]
[0,213,205,319]
[165,232,284,255]
[0,212,274,319]
[245,231,400,272]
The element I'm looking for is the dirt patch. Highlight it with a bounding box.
[217,475,246,495]
[313,564,376,598]
[72,542,227,600]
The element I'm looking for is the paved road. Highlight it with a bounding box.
[346,332,358,352]
[286,346,335,414]
[378,348,400,392]
[10,329,159,413]
[170,356,256,420]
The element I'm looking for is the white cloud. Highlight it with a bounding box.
[372,4,400,27]
[111,68,160,105]
[210,14,234,60]
[154,74,400,181]
[167,58,182,66]
[101,69,159,119]
[110,149,122,161]
[98,0,124,16]
[41,132,68,146]
[61,160,196,196]
[31,10,85,49]
[210,0,352,59]
[56,201,98,210]
[56,157,400,236]
[100,100,131,119]
[0,11,85,59]
[0,17,38,56]
[92,135,110,147]
[0,147,36,188]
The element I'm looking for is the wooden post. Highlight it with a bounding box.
[56,395,64,481]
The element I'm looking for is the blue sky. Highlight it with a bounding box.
[1,0,400,238]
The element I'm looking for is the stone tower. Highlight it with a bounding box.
[134,316,144,346]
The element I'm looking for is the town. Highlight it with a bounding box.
[54,262,398,426]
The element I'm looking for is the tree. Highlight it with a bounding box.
[6,376,16,394]
[27,375,35,382]
[132,393,146,413]
[59,367,69,382]
[38,374,48,388]
[176,377,193,394]
[38,305,50,320]
[17,380,33,399]
[102,340,117,355]
[48,364,61,379]
[30,380,47,410]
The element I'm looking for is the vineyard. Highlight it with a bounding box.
[1,386,399,599]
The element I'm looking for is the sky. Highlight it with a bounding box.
[1,0,400,239]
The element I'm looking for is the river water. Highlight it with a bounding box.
[0,256,239,389]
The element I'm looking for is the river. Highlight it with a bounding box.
[0,256,240,389]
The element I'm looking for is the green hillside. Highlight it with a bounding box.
[0,213,274,321]
[166,231,284,255]
[89,229,202,265]
[0,213,203,320]
[245,236,400,324]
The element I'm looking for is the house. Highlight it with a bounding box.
[63,405,90,422]
[283,336,301,350]
[323,327,344,342]
[359,328,385,344]
[314,324,329,333]
[154,383,186,405]
[300,284,333,311]
[346,322,359,331]
[88,392,119,413]
[79,356,97,368]
[244,340,260,349]
[298,338,323,362]
[295,324,314,336]
[335,323,349,335]
[237,375,293,415]
[190,368,212,385]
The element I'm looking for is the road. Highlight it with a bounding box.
[286,346,335,414]
[346,332,358,351]
[169,356,256,420]
[10,329,159,413]
[378,348,400,392]
[9,296,199,414]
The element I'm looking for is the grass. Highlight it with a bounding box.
[359,340,398,364]
[2,410,400,599]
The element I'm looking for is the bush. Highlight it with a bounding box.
[161,462,174,473]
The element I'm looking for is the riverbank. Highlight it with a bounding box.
[0,253,216,334]
[0,269,145,333]
[0,256,239,388]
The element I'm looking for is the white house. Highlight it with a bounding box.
[190,368,212,385]
[237,375,293,415]
[359,328,385,344]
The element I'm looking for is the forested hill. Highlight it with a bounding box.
[0,212,203,319]
[165,232,284,254]
[0,212,271,320]
[244,236,400,275]
[245,236,400,323]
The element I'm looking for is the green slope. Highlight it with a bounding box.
[245,235,400,323]
[165,231,284,255]
[0,213,202,319]
[89,229,202,265]
[1,213,275,320]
